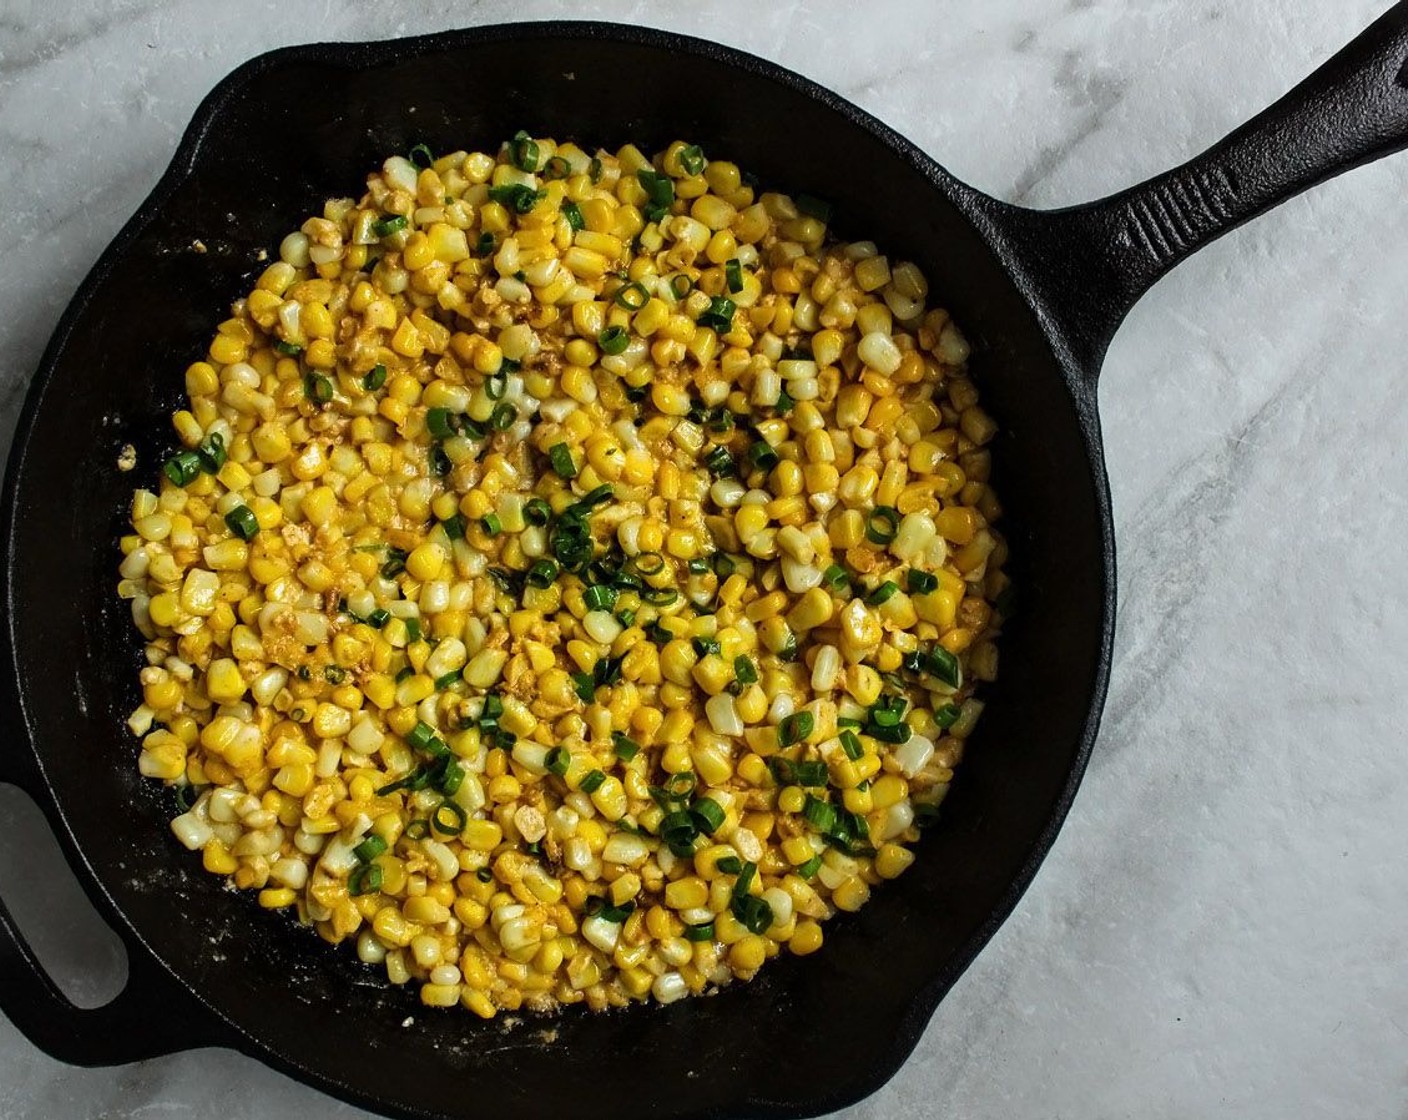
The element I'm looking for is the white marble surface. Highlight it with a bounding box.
[3,0,1407,1116]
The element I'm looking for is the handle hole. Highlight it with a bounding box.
[0,783,127,1008]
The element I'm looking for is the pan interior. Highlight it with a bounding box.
[4,26,1110,1120]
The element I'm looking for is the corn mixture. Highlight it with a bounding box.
[116,134,1007,1017]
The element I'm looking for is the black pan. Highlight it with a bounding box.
[2,13,1406,1120]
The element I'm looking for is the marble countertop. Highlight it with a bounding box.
[3,1,1407,1117]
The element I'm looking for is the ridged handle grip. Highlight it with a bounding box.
[982,0,1408,380]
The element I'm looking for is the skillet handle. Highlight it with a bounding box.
[983,0,1408,380]
[0,891,235,1066]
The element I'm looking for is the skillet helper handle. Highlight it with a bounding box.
[0,894,232,1065]
[993,0,1408,378]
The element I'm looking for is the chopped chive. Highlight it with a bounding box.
[616,608,636,628]
[714,855,743,876]
[668,273,693,300]
[485,370,508,400]
[866,506,900,545]
[778,710,814,747]
[867,581,899,606]
[579,769,606,794]
[598,325,629,355]
[687,558,710,575]
[372,214,408,238]
[224,505,259,541]
[792,760,829,787]
[614,280,650,310]
[776,389,794,414]
[548,443,577,478]
[629,551,666,576]
[363,364,387,391]
[725,258,744,294]
[163,450,201,487]
[868,722,912,744]
[612,732,640,761]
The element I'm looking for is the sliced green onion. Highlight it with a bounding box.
[304,373,333,404]
[678,144,706,175]
[572,672,596,704]
[571,484,614,512]
[476,231,496,256]
[616,608,637,628]
[407,143,434,169]
[481,513,502,536]
[524,497,552,525]
[353,834,387,863]
[432,800,467,835]
[163,450,201,487]
[840,730,864,760]
[725,258,744,293]
[372,215,408,238]
[406,721,436,751]
[560,199,585,230]
[614,280,649,310]
[697,295,735,332]
[440,513,466,541]
[822,564,849,592]
[438,759,465,796]
[691,798,725,835]
[747,442,779,471]
[366,608,390,629]
[490,402,516,430]
[691,636,720,658]
[733,655,758,686]
[543,154,572,180]
[732,893,774,935]
[584,584,617,612]
[485,369,508,400]
[868,722,912,744]
[629,551,666,576]
[549,443,577,478]
[867,581,899,606]
[907,569,939,594]
[429,446,451,476]
[926,645,961,688]
[612,732,640,761]
[797,854,823,879]
[527,559,559,589]
[705,445,734,478]
[866,506,900,544]
[598,325,629,355]
[802,794,838,834]
[579,769,606,794]
[778,710,814,747]
[589,156,603,183]
[363,364,387,391]
[935,702,962,730]
[684,921,715,942]
[348,863,383,896]
[546,747,571,777]
[434,670,462,691]
[792,760,829,787]
[776,389,795,414]
[273,339,302,356]
[640,587,678,606]
[508,130,540,171]
[710,856,740,877]
[224,505,259,541]
[196,432,227,474]
[487,183,544,214]
[593,654,623,687]
[425,407,455,439]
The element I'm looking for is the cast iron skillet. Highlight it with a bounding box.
[2,11,1407,1120]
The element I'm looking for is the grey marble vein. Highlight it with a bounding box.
[2,1,1407,1118]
